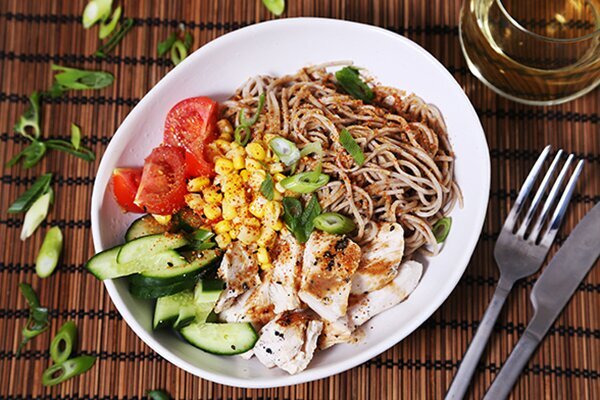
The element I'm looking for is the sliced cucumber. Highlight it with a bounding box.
[129,278,196,299]
[153,290,194,329]
[87,248,186,280]
[85,246,122,280]
[179,322,258,355]
[173,303,197,330]
[129,250,219,288]
[194,279,224,304]
[125,215,167,241]
[117,233,188,265]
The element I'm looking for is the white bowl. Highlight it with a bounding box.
[91,18,490,388]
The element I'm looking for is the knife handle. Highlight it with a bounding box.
[445,279,513,400]
[483,330,541,400]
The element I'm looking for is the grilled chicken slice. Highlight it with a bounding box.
[268,231,303,314]
[298,232,361,322]
[351,222,405,295]
[218,283,275,330]
[347,260,422,328]
[214,241,261,313]
[318,317,353,350]
[254,310,324,374]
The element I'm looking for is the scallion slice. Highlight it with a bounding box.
[35,226,63,278]
[239,93,266,127]
[147,390,172,400]
[98,5,122,39]
[262,0,285,16]
[280,171,329,193]
[313,212,356,234]
[170,40,188,65]
[8,173,52,214]
[50,321,77,364]
[70,123,81,150]
[269,137,300,166]
[17,283,50,355]
[82,0,113,29]
[20,188,53,241]
[433,217,452,243]
[339,128,365,166]
[42,355,96,387]
[335,66,374,102]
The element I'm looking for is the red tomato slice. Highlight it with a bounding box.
[134,146,187,215]
[163,97,219,178]
[112,168,144,213]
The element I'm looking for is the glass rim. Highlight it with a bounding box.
[496,0,600,43]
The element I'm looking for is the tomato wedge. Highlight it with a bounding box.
[111,168,144,213]
[134,146,187,215]
[163,97,219,178]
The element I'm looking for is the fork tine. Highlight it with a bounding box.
[528,154,575,242]
[516,150,563,237]
[503,145,552,231]
[539,159,584,247]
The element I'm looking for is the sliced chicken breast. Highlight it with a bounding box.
[214,241,261,313]
[347,260,422,328]
[254,311,324,374]
[318,316,353,350]
[268,231,303,314]
[351,222,405,295]
[298,232,361,322]
[218,282,274,329]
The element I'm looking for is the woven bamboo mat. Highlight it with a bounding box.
[0,0,598,399]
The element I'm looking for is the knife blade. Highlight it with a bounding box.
[484,202,600,400]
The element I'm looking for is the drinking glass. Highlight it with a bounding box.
[460,0,600,105]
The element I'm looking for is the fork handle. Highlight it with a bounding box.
[445,277,513,400]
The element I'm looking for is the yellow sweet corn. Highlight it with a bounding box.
[246,142,266,161]
[219,133,233,142]
[257,247,270,265]
[217,119,234,135]
[247,170,266,191]
[257,227,277,248]
[214,139,231,152]
[249,196,268,219]
[215,233,232,249]
[274,182,285,193]
[237,225,260,245]
[232,155,245,170]
[263,201,281,227]
[215,158,234,176]
[245,158,264,172]
[152,214,171,225]
[203,186,223,204]
[184,193,205,212]
[214,220,232,235]
[221,199,237,220]
[273,173,286,183]
[269,162,284,174]
[273,219,283,231]
[203,204,221,220]
[273,191,283,201]
[240,169,250,182]
[187,176,211,192]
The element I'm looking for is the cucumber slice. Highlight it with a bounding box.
[129,250,219,288]
[173,303,197,330]
[87,248,186,280]
[117,233,188,265]
[179,322,258,355]
[125,215,168,241]
[85,246,122,280]
[129,278,196,299]
[153,291,193,329]
[194,279,224,304]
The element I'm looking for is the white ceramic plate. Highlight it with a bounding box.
[91,18,490,388]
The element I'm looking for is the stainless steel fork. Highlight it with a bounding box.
[445,145,584,400]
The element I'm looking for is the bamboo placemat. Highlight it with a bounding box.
[0,0,598,399]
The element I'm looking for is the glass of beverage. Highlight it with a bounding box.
[460,0,600,105]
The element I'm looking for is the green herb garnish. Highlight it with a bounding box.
[335,66,374,102]
[260,173,275,201]
[158,28,194,65]
[339,128,365,166]
[158,32,177,56]
[262,0,285,15]
[17,283,50,356]
[170,40,188,66]
[433,217,452,243]
[282,194,322,243]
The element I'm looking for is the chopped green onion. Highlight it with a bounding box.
[170,40,188,65]
[269,137,300,166]
[335,66,374,102]
[50,321,77,364]
[297,194,321,243]
[147,390,172,400]
[95,18,134,58]
[282,197,303,233]
[7,173,52,214]
[51,64,114,92]
[239,93,266,127]
[234,125,251,146]
[433,217,452,243]
[82,0,113,29]
[21,188,53,241]
[280,171,329,193]
[260,173,275,201]
[262,0,285,15]
[17,283,49,356]
[42,355,96,386]
[70,123,81,150]
[45,139,96,162]
[158,32,177,56]
[191,229,214,243]
[299,142,323,158]
[13,92,41,140]
[183,31,193,50]
[313,212,356,234]
[11,141,47,169]
[98,5,122,39]
[35,227,63,278]
[339,128,365,166]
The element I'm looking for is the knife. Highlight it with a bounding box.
[484,202,600,400]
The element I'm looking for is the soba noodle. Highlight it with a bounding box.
[221,62,461,256]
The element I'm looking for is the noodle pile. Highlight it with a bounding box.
[221,62,461,256]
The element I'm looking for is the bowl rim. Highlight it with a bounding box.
[91,17,490,388]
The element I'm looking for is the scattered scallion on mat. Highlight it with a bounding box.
[35,226,63,278]
[13,91,41,140]
[49,64,114,94]
[99,6,122,39]
[147,389,172,400]
[42,355,97,386]
[20,187,53,241]
[158,26,194,65]
[16,283,49,356]
[339,128,365,166]
[82,0,113,29]
[157,32,177,56]
[262,0,285,16]
[70,123,81,150]
[7,173,52,214]
[335,66,374,102]
[433,217,452,243]
[95,18,135,58]
[50,321,77,364]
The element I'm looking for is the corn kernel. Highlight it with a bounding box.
[214,139,231,152]
[264,201,281,227]
[273,191,283,201]
[152,214,171,225]
[229,225,239,239]
[187,176,210,192]
[232,155,245,170]
[257,247,270,265]
[237,225,260,244]
[215,158,234,175]
[247,170,266,191]
[245,158,264,172]
[222,199,237,220]
[214,220,232,235]
[203,204,222,220]
[245,216,261,227]
[240,169,250,182]
[257,227,277,247]
[217,119,234,135]
[249,196,268,219]
[219,133,233,142]
[269,162,284,174]
[275,182,285,193]
[203,186,223,203]
[246,142,266,161]
[185,193,205,211]
[273,220,283,231]
[260,263,273,271]
[273,173,286,183]
[215,233,232,249]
